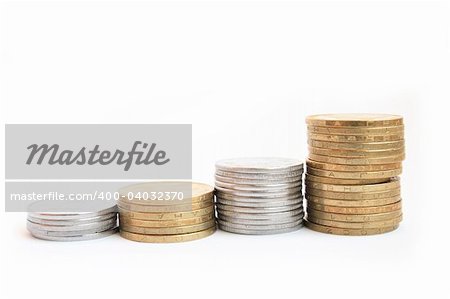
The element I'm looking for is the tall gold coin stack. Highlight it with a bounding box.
[304,114,405,236]
[118,181,216,242]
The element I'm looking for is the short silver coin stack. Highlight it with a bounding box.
[27,204,118,241]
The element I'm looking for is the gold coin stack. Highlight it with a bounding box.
[304,114,405,236]
[118,181,216,242]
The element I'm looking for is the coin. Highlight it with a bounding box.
[28,227,119,241]
[120,220,215,235]
[305,179,400,192]
[118,205,214,221]
[306,159,402,172]
[218,222,302,235]
[308,133,403,143]
[28,205,118,221]
[27,222,117,237]
[217,202,302,214]
[217,209,303,220]
[307,201,401,214]
[215,169,303,180]
[215,179,302,191]
[308,146,405,158]
[306,114,403,127]
[308,153,405,165]
[308,139,405,151]
[306,165,402,179]
[215,174,302,184]
[119,181,214,204]
[218,213,304,225]
[306,208,402,222]
[305,221,399,236]
[305,174,389,185]
[305,187,401,200]
[215,187,302,199]
[119,213,214,228]
[217,218,302,230]
[117,200,212,213]
[119,226,216,243]
[215,157,303,173]
[305,194,401,207]
[307,125,404,135]
[27,212,117,225]
[27,217,117,232]
[216,196,303,208]
[306,214,402,229]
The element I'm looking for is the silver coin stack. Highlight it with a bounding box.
[215,157,304,235]
[27,205,118,241]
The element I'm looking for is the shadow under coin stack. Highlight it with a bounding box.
[118,181,216,243]
[215,158,304,235]
[304,114,405,235]
[27,204,118,241]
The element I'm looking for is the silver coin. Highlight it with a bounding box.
[28,227,118,241]
[217,218,302,230]
[27,217,117,232]
[28,205,118,221]
[215,192,302,202]
[27,222,117,237]
[215,180,302,191]
[215,157,303,173]
[215,169,303,180]
[217,202,302,214]
[27,213,117,226]
[216,196,303,208]
[215,174,303,185]
[214,187,302,198]
[218,213,304,225]
[217,208,303,220]
[218,222,303,235]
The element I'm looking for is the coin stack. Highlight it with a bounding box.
[305,114,405,235]
[27,204,118,241]
[215,158,304,235]
[118,181,216,243]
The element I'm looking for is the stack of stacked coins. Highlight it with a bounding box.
[27,204,118,241]
[118,181,216,243]
[215,158,304,235]
[304,114,405,236]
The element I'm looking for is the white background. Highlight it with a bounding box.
[1,1,449,298]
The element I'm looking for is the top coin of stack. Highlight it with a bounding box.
[304,114,405,236]
[215,157,304,235]
[118,181,216,243]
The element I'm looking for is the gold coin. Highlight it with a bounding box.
[308,139,405,151]
[306,114,403,127]
[118,181,214,204]
[119,213,214,227]
[305,174,389,185]
[305,179,400,192]
[307,125,404,136]
[306,215,402,229]
[307,201,402,214]
[306,165,402,179]
[118,205,214,220]
[120,220,215,235]
[308,153,405,165]
[305,187,401,200]
[308,146,405,158]
[306,208,402,222]
[305,194,401,207]
[308,133,403,143]
[117,200,212,213]
[119,226,216,243]
[306,159,402,172]
[305,221,399,235]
